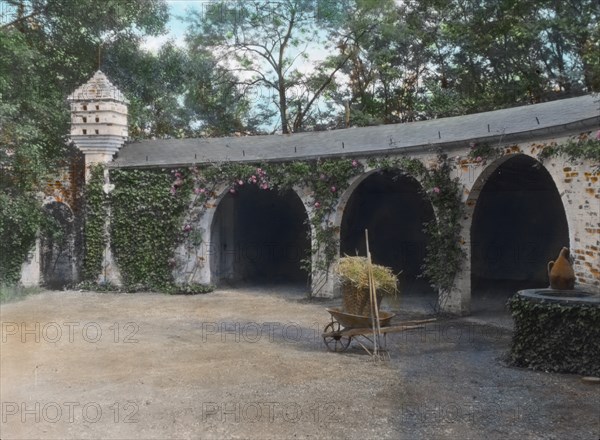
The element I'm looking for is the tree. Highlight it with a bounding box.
[327,0,439,126]
[186,0,361,133]
[0,0,170,283]
[410,0,600,113]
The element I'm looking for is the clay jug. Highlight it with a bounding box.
[547,247,575,290]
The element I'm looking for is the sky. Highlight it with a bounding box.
[140,0,195,52]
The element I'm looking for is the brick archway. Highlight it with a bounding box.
[41,201,79,289]
[336,169,435,296]
[467,154,569,310]
[209,184,311,287]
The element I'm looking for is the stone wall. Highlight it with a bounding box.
[20,131,599,315]
[167,131,599,314]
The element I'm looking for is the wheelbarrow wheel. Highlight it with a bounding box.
[323,321,351,352]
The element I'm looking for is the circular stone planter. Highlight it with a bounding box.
[508,289,600,376]
[517,288,600,305]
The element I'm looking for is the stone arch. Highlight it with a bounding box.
[40,201,78,289]
[209,183,311,288]
[337,169,436,295]
[467,154,569,305]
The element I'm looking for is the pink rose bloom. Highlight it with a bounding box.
[260,183,269,190]
[238,180,244,186]
[352,160,358,167]
[229,188,236,194]
[331,186,336,192]
[476,156,482,162]
[433,187,440,194]
[183,224,192,232]
[596,130,600,140]
[314,201,321,208]
[170,187,177,195]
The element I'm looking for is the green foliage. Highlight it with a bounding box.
[186,0,356,133]
[103,156,462,297]
[0,283,42,304]
[336,0,600,127]
[308,158,365,270]
[1,0,170,286]
[110,169,190,291]
[538,134,600,171]
[163,283,216,295]
[508,295,600,376]
[467,142,501,163]
[0,194,42,284]
[82,165,108,281]
[368,154,465,298]
[420,155,465,300]
[104,42,249,139]
[105,162,337,292]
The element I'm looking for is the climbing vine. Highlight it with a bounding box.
[0,194,42,284]
[110,169,191,291]
[176,159,365,274]
[538,132,600,171]
[82,164,108,281]
[465,132,600,172]
[466,142,501,164]
[96,155,465,298]
[367,154,466,299]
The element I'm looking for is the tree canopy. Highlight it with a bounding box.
[1,0,598,284]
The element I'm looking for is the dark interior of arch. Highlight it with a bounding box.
[41,202,78,289]
[210,185,310,286]
[471,155,569,296]
[340,171,435,295]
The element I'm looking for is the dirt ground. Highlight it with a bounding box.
[1,287,598,440]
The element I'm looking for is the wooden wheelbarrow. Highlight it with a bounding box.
[322,307,436,355]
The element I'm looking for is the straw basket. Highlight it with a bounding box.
[337,256,398,317]
[341,281,384,316]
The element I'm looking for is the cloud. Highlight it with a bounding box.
[139,29,186,53]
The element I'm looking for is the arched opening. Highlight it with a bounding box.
[210,185,310,288]
[340,171,436,298]
[41,202,77,289]
[471,155,569,309]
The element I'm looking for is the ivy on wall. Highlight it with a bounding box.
[0,194,41,284]
[82,164,108,281]
[84,155,465,298]
[466,132,600,171]
[110,168,191,291]
[538,132,600,171]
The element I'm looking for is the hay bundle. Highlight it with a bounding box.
[336,256,399,316]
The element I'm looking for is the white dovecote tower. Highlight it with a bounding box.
[67,71,129,178]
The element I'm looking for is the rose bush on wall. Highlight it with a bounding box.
[83,156,465,300]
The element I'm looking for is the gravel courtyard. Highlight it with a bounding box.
[1,287,598,440]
